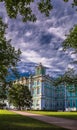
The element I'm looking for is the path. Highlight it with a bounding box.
[11,110,77,130]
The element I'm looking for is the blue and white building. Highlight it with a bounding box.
[14,63,77,111]
[28,67,55,110]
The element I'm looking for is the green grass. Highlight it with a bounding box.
[27,111,77,120]
[0,110,67,130]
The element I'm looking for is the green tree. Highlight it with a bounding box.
[0,0,53,22]
[54,69,77,86]
[0,17,21,83]
[63,25,77,52]
[8,84,32,110]
[0,83,7,109]
[0,0,77,22]
[63,0,77,7]
[53,69,77,95]
[63,25,77,65]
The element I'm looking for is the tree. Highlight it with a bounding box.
[62,25,77,65]
[0,83,7,109]
[63,25,77,52]
[8,84,32,110]
[0,17,21,83]
[54,68,77,87]
[53,68,77,96]
[0,0,53,22]
[0,0,77,22]
[63,0,77,7]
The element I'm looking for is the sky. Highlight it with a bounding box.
[0,0,77,77]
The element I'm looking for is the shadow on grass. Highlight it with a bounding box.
[0,111,67,130]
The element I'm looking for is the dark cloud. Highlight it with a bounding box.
[0,0,77,77]
[39,33,53,45]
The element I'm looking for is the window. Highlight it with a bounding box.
[32,89,35,95]
[32,82,34,86]
[56,102,58,107]
[45,88,47,95]
[37,87,40,94]
[60,102,62,106]
[73,100,76,107]
[37,80,40,85]
[68,101,70,107]
[36,100,39,106]
[45,82,48,87]
[72,92,75,96]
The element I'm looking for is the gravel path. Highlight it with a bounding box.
[11,110,77,130]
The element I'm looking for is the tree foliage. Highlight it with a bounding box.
[0,0,53,22]
[8,84,32,110]
[0,17,21,83]
[63,25,77,52]
[54,69,77,86]
[0,83,7,109]
[0,0,77,22]
[63,0,77,7]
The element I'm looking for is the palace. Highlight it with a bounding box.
[14,63,77,111]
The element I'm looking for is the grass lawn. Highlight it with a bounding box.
[0,110,67,130]
[27,111,77,120]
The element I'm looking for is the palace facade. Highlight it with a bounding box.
[14,63,77,111]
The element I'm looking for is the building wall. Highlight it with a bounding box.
[40,76,55,110]
[13,64,77,111]
[55,85,65,111]
[13,77,28,86]
[28,74,56,110]
[28,64,77,111]
[66,85,77,111]
[29,75,42,110]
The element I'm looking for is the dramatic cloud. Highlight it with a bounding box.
[0,0,77,77]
